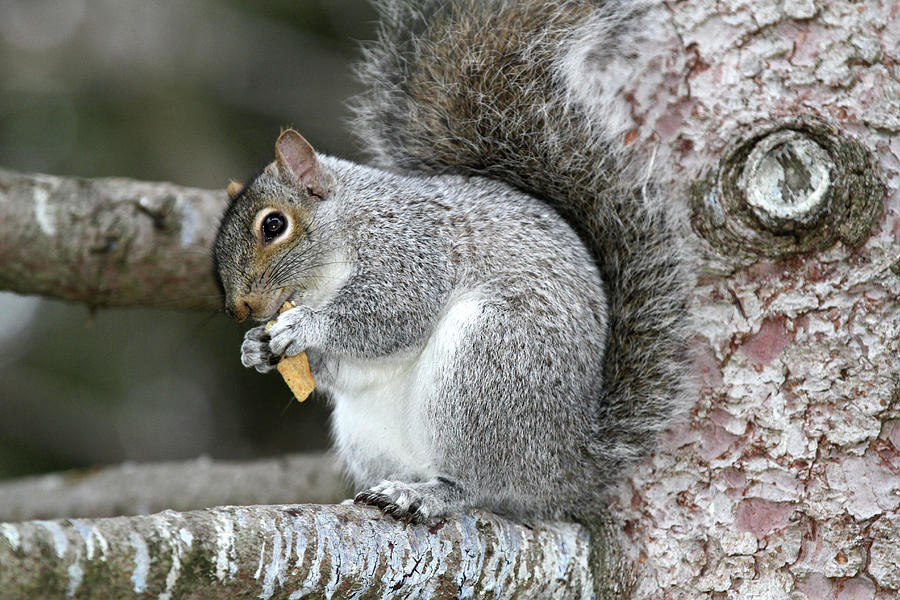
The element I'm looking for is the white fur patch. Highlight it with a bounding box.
[328,352,427,478]
[298,250,350,309]
[326,290,486,481]
[418,291,485,374]
[555,9,645,140]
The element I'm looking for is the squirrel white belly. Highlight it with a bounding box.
[321,289,486,478]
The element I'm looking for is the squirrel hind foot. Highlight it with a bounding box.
[354,478,465,523]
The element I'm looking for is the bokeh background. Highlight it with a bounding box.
[0,0,378,478]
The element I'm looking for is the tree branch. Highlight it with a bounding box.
[0,453,349,522]
[0,168,223,310]
[0,504,608,599]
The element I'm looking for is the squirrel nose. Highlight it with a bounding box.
[226,299,255,322]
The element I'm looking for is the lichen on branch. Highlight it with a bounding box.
[0,503,602,599]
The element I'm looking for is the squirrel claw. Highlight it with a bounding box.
[353,490,377,505]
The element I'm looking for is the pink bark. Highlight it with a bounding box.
[608,0,900,597]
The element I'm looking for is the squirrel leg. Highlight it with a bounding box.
[354,477,466,523]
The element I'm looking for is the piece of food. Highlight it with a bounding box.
[266,301,316,402]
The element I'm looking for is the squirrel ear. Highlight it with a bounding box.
[275,129,324,199]
[226,180,244,200]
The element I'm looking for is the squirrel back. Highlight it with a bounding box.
[353,0,691,479]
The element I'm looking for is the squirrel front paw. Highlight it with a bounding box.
[267,305,317,357]
[240,325,278,373]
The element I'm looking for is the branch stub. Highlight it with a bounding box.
[740,130,834,232]
[690,117,884,267]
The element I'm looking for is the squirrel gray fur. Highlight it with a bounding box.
[214,0,690,523]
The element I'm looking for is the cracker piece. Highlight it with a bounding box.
[266,301,316,402]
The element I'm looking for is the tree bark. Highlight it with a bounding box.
[0,453,349,522]
[0,504,603,600]
[0,168,223,311]
[603,0,900,598]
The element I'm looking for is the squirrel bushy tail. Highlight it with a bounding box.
[353,0,691,480]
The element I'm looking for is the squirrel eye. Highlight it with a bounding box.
[261,212,287,242]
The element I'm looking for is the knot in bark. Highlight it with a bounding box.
[690,117,883,267]
[740,130,834,233]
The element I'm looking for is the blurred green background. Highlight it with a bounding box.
[0,0,378,478]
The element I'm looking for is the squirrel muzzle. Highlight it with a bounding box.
[226,294,278,323]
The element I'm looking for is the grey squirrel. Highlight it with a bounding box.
[214,0,690,522]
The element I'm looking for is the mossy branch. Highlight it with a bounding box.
[0,503,605,599]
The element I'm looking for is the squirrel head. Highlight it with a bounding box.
[214,129,330,322]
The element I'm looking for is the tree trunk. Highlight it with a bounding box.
[605,0,900,597]
[1,0,899,597]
